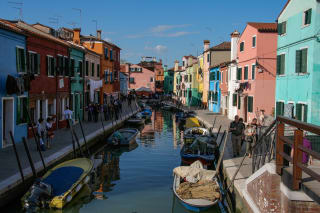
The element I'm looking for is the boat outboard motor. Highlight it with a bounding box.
[24,179,52,211]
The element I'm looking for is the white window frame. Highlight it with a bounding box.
[297,47,308,75]
[278,52,286,77]
[302,9,312,28]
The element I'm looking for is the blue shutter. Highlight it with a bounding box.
[105,71,108,83]
[110,71,113,83]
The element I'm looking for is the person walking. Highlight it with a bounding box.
[229,115,244,157]
[64,106,73,129]
[37,118,46,151]
[46,117,54,149]
[245,118,258,158]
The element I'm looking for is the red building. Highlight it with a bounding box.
[14,21,70,134]
[139,57,164,94]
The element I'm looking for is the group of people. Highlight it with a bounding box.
[36,117,55,151]
[229,111,265,158]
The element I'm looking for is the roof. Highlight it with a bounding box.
[247,22,278,33]
[84,46,101,56]
[209,42,231,51]
[183,55,197,59]
[0,19,25,35]
[277,0,290,20]
[81,35,121,50]
[11,21,69,47]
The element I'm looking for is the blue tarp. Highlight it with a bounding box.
[43,166,84,196]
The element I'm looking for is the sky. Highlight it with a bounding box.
[0,0,287,67]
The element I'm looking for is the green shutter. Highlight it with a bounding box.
[305,9,312,25]
[296,50,302,73]
[278,23,282,35]
[37,54,41,74]
[16,98,21,125]
[301,49,308,73]
[248,96,253,113]
[276,102,280,116]
[238,95,241,109]
[304,104,308,122]
[16,47,20,73]
[244,67,248,80]
[21,49,26,73]
[277,55,281,75]
[296,104,302,121]
[233,94,237,106]
[53,57,57,76]
[280,54,285,75]
[282,22,286,34]
[252,37,256,47]
[252,65,256,79]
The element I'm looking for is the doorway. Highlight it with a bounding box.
[2,98,14,148]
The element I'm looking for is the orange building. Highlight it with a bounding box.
[82,30,121,103]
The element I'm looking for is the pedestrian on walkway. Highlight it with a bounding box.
[229,115,244,157]
[64,106,73,129]
[37,118,46,151]
[245,118,258,158]
[46,117,54,149]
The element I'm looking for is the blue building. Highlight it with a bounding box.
[208,66,221,113]
[119,72,128,95]
[0,20,28,148]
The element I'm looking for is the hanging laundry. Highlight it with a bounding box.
[16,77,25,95]
[6,75,18,95]
[89,79,102,102]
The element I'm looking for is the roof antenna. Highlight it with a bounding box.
[8,1,23,21]
[92,20,98,32]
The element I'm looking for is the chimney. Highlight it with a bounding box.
[174,60,179,71]
[97,30,102,39]
[204,40,210,51]
[73,28,81,45]
[230,30,240,61]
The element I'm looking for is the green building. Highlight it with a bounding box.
[164,66,174,94]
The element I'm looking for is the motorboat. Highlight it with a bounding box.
[107,128,139,146]
[126,113,145,125]
[184,127,210,145]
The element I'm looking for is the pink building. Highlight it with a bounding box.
[121,64,155,95]
[236,22,277,122]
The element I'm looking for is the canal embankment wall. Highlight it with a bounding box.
[0,101,140,208]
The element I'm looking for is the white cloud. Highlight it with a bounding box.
[145,45,168,54]
[151,24,190,33]
[162,31,199,37]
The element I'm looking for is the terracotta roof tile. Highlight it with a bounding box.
[247,22,278,33]
[208,42,231,51]
[0,19,25,34]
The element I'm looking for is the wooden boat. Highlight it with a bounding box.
[126,113,145,125]
[141,109,152,119]
[107,128,139,146]
[22,158,93,210]
[184,127,210,145]
[173,161,220,212]
[180,136,218,166]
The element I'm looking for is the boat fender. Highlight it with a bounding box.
[84,175,90,183]
[66,195,72,202]
[76,184,82,192]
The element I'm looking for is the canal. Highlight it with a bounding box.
[7,110,225,213]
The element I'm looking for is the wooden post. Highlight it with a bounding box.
[10,131,25,184]
[22,137,37,178]
[293,129,303,190]
[276,122,284,175]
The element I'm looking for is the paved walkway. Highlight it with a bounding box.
[0,100,139,197]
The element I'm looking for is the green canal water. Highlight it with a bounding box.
[8,110,226,213]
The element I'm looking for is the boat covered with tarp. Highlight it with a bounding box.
[181,136,219,166]
[22,158,93,211]
[173,161,220,212]
[126,113,145,125]
[185,117,201,129]
[184,127,210,144]
[107,128,139,146]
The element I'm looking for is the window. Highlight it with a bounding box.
[278,21,287,35]
[252,64,256,80]
[217,71,220,80]
[129,77,134,83]
[46,56,55,76]
[85,61,89,76]
[276,101,284,116]
[97,64,100,77]
[252,36,256,48]
[296,49,308,74]
[91,62,95,77]
[247,96,253,113]
[303,9,312,26]
[105,48,108,59]
[16,47,26,73]
[237,68,242,80]
[28,52,40,75]
[209,72,215,81]
[110,72,113,83]
[296,103,308,122]
[56,55,63,76]
[150,77,154,82]
[190,75,192,82]
[79,61,83,77]
[70,58,75,77]
[207,53,210,63]
[64,57,69,76]
[237,95,241,109]
[244,66,248,80]
[183,61,185,67]
[110,49,113,60]
[105,70,109,83]
[240,42,244,52]
[17,97,28,124]
[277,54,285,75]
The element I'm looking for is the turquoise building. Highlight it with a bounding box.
[208,66,221,113]
[69,44,85,121]
[164,66,174,95]
[0,21,28,148]
[276,0,320,125]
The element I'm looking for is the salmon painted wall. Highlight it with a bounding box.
[237,24,277,121]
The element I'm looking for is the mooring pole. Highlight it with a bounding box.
[10,131,24,184]
[22,137,37,178]
[69,119,77,158]
[79,119,90,156]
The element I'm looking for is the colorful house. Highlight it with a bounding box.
[14,21,71,131]
[202,40,211,107]
[164,66,174,95]
[220,62,231,116]
[209,66,221,113]
[196,54,204,106]
[237,22,278,122]
[0,20,27,148]
[276,0,320,125]
[119,72,128,95]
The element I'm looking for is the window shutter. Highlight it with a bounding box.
[21,49,26,73]
[281,54,285,75]
[46,56,49,76]
[37,54,41,74]
[16,47,20,73]
[16,98,21,125]
[296,50,302,73]
[277,55,281,75]
[252,65,256,79]
[233,94,237,106]
[296,104,302,121]
[301,49,308,73]
[53,57,57,76]
[278,23,282,35]
[244,67,248,80]
[304,104,308,122]
[238,95,241,109]
[110,72,113,83]
[307,9,312,25]
[282,22,286,34]
[26,51,30,73]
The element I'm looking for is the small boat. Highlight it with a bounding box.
[126,113,145,125]
[107,128,139,146]
[173,161,220,212]
[181,136,219,166]
[141,109,152,119]
[185,117,201,129]
[184,127,210,145]
[22,158,93,211]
